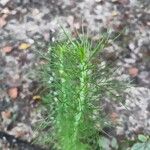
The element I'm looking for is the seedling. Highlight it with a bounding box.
[36,29,127,150]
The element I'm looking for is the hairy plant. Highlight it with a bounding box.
[36,30,127,150]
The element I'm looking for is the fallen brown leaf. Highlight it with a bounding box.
[2,46,13,53]
[8,87,18,99]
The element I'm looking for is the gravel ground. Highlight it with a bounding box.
[0,0,150,149]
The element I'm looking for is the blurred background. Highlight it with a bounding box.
[0,0,150,149]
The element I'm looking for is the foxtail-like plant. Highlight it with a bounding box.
[36,29,127,150]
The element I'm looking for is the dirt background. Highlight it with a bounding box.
[0,0,150,149]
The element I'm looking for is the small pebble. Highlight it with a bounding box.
[129,43,135,50]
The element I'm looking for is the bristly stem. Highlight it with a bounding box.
[74,46,89,147]
[37,29,128,150]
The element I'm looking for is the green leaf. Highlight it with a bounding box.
[138,134,148,142]
[146,142,150,150]
[99,136,110,150]
[111,137,118,149]
[131,143,146,150]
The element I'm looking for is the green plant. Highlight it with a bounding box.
[36,29,127,150]
[98,136,118,150]
[130,134,150,150]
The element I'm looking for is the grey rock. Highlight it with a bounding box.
[123,87,150,134]
[0,0,10,6]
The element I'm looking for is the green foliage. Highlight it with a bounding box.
[36,30,128,150]
[131,135,150,150]
[138,134,149,143]
[98,136,118,150]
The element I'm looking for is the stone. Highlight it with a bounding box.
[0,0,10,6]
